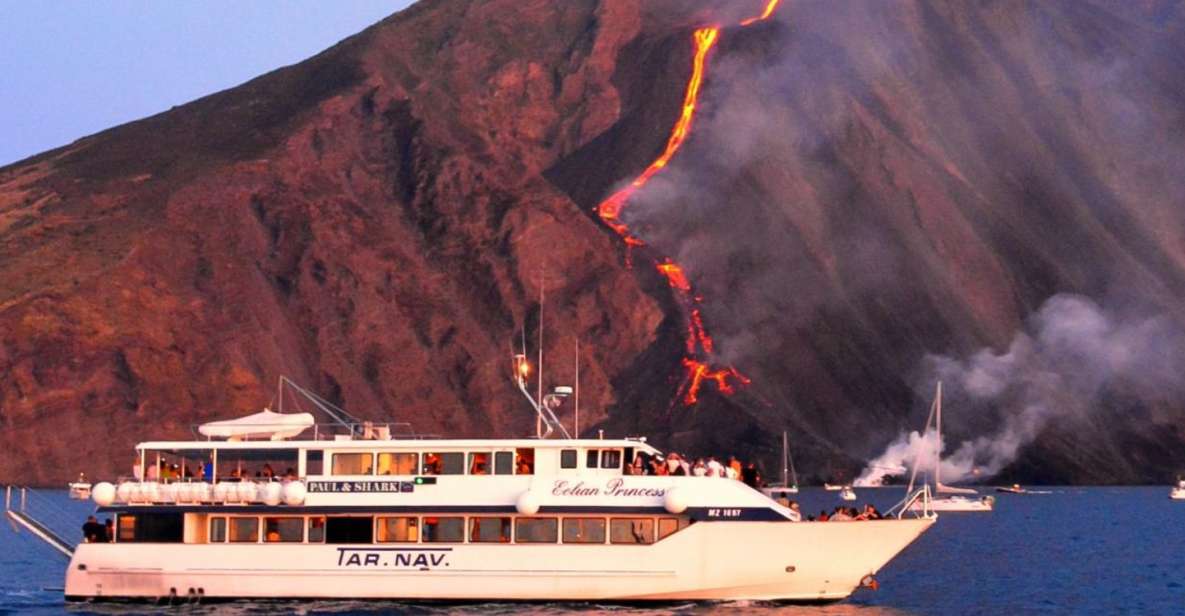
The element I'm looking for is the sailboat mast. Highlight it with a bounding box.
[935,381,942,488]
[781,431,789,486]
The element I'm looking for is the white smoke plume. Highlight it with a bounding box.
[856,294,1185,486]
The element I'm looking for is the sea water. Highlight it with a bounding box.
[2,487,1181,615]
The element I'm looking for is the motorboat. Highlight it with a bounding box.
[1171,479,1185,500]
[67,474,92,500]
[839,486,857,501]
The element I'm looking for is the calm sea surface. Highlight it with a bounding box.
[2,487,1181,615]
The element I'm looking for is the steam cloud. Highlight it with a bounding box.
[855,294,1185,486]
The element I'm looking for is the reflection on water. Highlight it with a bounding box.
[4,488,1184,615]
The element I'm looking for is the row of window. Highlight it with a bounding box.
[326,448,627,476]
[202,514,690,545]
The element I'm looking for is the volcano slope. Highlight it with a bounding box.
[3,0,1185,484]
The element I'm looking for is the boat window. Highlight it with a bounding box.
[494,451,514,475]
[210,517,227,543]
[469,517,511,543]
[468,452,492,475]
[422,452,464,475]
[657,517,691,540]
[376,517,419,543]
[422,517,465,543]
[601,450,622,470]
[376,452,417,475]
[230,517,259,543]
[326,517,374,544]
[308,516,326,543]
[306,450,324,475]
[514,517,558,543]
[610,518,655,544]
[264,517,304,543]
[116,513,183,543]
[515,448,535,474]
[332,452,374,475]
[560,449,578,469]
[117,515,136,542]
[562,518,606,544]
[585,449,600,468]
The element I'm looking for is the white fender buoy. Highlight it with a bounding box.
[213,482,235,503]
[192,482,212,502]
[92,482,116,507]
[663,487,688,514]
[237,481,259,503]
[140,482,161,503]
[282,481,307,506]
[116,481,136,503]
[515,490,541,515]
[262,482,283,506]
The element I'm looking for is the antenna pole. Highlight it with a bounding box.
[536,271,545,439]
[574,338,580,438]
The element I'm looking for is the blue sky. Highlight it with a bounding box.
[0,1,417,166]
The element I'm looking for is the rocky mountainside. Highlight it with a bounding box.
[3,0,1184,484]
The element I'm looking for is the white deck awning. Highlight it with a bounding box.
[197,410,315,441]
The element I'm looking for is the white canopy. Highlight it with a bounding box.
[198,409,315,441]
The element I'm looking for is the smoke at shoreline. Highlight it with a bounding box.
[856,294,1185,486]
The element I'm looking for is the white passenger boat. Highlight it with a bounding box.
[63,377,935,603]
[1171,479,1185,500]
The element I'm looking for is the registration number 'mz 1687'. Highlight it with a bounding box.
[336,547,452,570]
[706,508,742,518]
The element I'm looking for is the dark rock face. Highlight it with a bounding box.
[2,0,1184,484]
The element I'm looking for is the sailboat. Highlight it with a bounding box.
[762,431,799,500]
[908,382,995,512]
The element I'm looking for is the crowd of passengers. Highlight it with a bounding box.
[135,460,298,483]
[623,452,765,486]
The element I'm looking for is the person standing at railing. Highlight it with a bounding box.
[82,516,104,543]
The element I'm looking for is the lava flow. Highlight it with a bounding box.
[594,1,781,407]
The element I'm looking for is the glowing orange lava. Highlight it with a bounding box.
[595,1,779,406]
[740,0,782,26]
[597,27,719,245]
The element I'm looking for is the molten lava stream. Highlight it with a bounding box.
[596,0,781,406]
[741,0,782,26]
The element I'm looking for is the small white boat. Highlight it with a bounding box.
[823,483,844,491]
[67,478,92,500]
[1171,479,1185,500]
[839,487,857,501]
[906,382,993,513]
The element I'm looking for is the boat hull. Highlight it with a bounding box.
[910,496,993,512]
[64,517,934,602]
[1170,488,1185,500]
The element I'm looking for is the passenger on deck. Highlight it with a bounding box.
[82,516,104,543]
[741,462,761,488]
[706,456,725,477]
[817,510,830,522]
[472,462,488,475]
[830,507,852,521]
[786,500,802,522]
[692,459,707,476]
[728,456,742,479]
[104,518,114,542]
[284,468,298,482]
[515,455,533,475]
[860,504,882,520]
[651,457,669,476]
[262,463,275,479]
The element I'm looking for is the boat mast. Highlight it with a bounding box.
[935,381,942,488]
[781,431,789,486]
